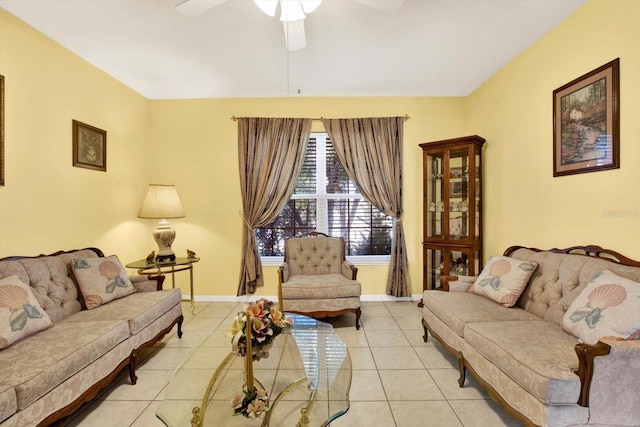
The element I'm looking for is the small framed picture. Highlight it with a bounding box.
[72,120,106,172]
[553,59,619,177]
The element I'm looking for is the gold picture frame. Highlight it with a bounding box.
[553,58,620,177]
[72,120,107,172]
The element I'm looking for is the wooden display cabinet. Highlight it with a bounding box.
[419,135,485,299]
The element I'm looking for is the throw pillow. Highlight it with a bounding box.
[0,275,53,350]
[469,256,538,307]
[563,270,640,345]
[70,255,135,310]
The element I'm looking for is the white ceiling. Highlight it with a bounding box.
[0,0,585,99]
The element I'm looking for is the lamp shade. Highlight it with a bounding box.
[137,184,185,219]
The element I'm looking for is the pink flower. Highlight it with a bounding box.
[251,317,273,343]
[245,301,267,319]
[247,399,266,418]
[230,393,243,410]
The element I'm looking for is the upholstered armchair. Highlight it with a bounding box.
[278,232,362,329]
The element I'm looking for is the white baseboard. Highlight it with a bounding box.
[190,294,422,303]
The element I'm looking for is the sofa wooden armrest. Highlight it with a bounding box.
[342,260,358,280]
[574,341,611,407]
[130,274,165,291]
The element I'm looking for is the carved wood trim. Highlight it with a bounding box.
[574,341,611,407]
[503,245,640,267]
[0,247,105,262]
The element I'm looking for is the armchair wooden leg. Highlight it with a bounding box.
[355,307,361,330]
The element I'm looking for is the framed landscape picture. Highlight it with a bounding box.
[72,120,107,172]
[553,58,619,177]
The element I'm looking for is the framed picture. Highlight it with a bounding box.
[0,75,4,186]
[553,58,619,177]
[72,120,106,172]
[451,181,463,197]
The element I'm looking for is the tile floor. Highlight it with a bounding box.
[58,301,524,427]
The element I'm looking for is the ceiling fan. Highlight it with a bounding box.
[176,0,405,51]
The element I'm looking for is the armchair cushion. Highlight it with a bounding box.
[281,274,361,300]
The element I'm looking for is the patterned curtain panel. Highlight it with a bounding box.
[237,117,312,296]
[322,117,410,297]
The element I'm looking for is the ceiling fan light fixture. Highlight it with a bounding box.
[283,19,306,51]
[280,0,306,22]
[253,0,279,17]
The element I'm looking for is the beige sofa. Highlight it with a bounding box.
[421,245,640,427]
[0,248,183,426]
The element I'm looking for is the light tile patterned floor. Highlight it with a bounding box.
[58,301,524,427]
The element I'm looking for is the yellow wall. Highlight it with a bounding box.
[0,9,151,263]
[467,0,640,259]
[2,0,638,300]
[147,97,466,297]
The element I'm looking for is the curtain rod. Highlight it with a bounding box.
[230,114,410,121]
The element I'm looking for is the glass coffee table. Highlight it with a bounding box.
[156,314,352,427]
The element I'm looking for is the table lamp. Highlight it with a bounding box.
[137,184,185,262]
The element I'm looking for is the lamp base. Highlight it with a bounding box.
[155,253,176,262]
[153,220,177,263]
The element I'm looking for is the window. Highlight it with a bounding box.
[256,133,393,258]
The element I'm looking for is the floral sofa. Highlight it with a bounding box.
[421,245,640,427]
[0,248,183,426]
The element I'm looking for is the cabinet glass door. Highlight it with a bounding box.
[425,152,444,238]
[425,247,481,290]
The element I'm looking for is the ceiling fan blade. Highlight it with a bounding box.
[175,0,228,17]
[353,0,405,14]
[254,0,279,17]
[282,19,306,51]
[300,0,322,14]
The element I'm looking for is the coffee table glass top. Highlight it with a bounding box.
[156,314,352,427]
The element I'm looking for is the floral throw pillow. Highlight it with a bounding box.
[563,270,640,345]
[0,275,53,349]
[70,255,135,310]
[469,256,538,307]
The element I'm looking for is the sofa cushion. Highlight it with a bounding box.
[281,274,361,299]
[66,289,182,335]
[470,256,538,307]
[70,255,135,309]
[0,319,129,410]
[0,275,53,350]
[421,290,541,337]
[0,385,16,423]
[464,321,581,405]
[563,270,640,345]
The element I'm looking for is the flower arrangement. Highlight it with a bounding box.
[228,298,292,361]
[228,299,291,419]
[231,386,269,419]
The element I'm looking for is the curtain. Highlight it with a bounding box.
[237,117,312,296]
[321,117,410,297]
